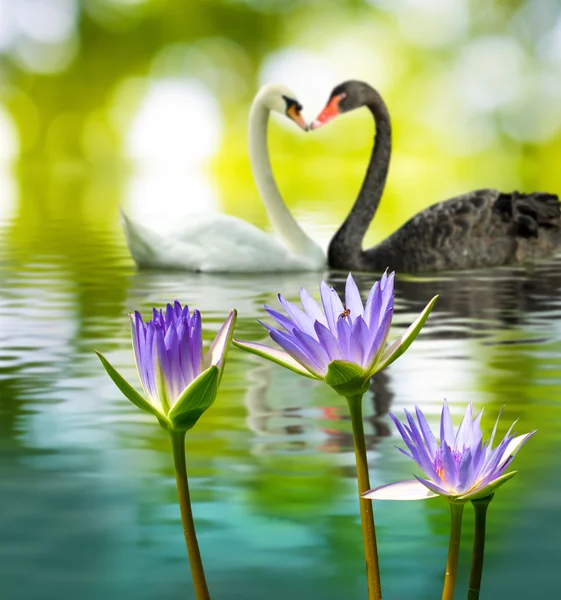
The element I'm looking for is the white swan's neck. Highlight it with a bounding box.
[248,97,321,259]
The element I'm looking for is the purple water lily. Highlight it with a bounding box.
[97,301,236,431]
[364,401,535,502]
[233,273,437,393]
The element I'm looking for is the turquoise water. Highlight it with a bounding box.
[1,203,560,600]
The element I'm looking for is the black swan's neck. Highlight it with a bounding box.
[328,88,391,271]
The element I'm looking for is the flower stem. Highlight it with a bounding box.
[467,495,494,600]
[442,501,465,600]
[169,430,211,600]
[346,395,382,600]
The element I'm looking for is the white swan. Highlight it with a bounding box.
[120,84,325,273]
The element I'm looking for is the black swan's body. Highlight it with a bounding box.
[313,81,561,273]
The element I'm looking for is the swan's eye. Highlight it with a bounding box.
[282,96,308,131]
[282,95,303,114]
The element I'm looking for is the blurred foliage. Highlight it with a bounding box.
[1,0,561,250]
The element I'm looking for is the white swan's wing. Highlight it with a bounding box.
[120,209,323,273]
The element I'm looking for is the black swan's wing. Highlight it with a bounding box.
[365,189,561,272]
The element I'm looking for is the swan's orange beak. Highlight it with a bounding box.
[310,93,346,130]
[287,104,309,131]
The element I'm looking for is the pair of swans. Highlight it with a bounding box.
[121,81,561,273]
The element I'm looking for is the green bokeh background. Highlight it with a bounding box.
[1,2,561,599]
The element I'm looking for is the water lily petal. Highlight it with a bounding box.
[314,320,342,361]
[364,306,394,373]
[457,450,475,493]
[300,287,327,326]
[404,409,441,481]
[455,402,474,449]
[232,339,319,379]
[178,319,194,384]
[488,406,505,450]
[497,431,536,469]
[269,329,326,377]
[457,471,518,501]
[386,400,534,501]
[320,281,338,332]
[278,294,316,338]
[205,310,237,374]
[414,475,452,497]
[264,305,295,332]
[350,315,368,366]
[101,301,233,432]
[154,326,172,412]
[440,399,455,447]
[292,328,330,372]
[415,405,438,459]
[362,479,438,501]
[363,280,381,329]
[190,310,203,378]
[375,295,438,372]
[336,316,352,359]
[345,273,364,320]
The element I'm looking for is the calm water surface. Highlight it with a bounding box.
[1,209,561,600]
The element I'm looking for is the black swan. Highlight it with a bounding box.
[311,80,561,273]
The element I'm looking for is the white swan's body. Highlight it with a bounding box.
[121,84,325,273]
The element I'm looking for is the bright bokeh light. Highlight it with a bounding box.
[502,72,561,142]
[125,78,222,222]
[0,105,18,222]
[0,105,19,162]
[125,168,219,224]
[125,78,222,166]
[259,49,339,121]
[151,38,252,104]
[0,172,17,224]
[454,37,527,112]
[0,0,16,51]
[0,0,79,73]
[322,26,402,93]
[418,72,497,155]
[371,0,469,48]
[539,13,561,65]
[13,35,78,74]
[14,0,78,44]
[104,0,151,5]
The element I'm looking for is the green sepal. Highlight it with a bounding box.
[168,365,220,431]
[95,350,166,422]
[455,471,517,502]
[232,339,320,379]
[325,360,370,397]
[373,294,438,374]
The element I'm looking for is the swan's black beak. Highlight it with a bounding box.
[310,93,346,130]
[287,104,309,131]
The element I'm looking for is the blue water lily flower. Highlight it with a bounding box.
[234,272,437,396]
[363,401,535,502]
[96,302,236,431]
